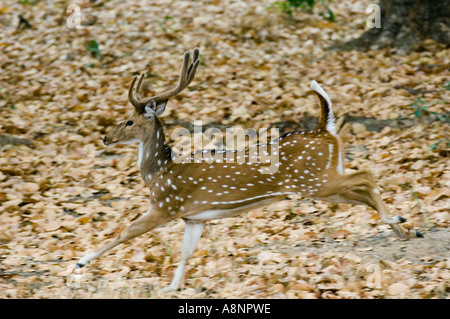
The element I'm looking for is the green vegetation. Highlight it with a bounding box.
[270,0,335,22]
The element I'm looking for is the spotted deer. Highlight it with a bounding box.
[75,48,422,292]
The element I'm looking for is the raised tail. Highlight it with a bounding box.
[310,80,336,135]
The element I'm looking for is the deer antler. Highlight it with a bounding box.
[129,48,200,113]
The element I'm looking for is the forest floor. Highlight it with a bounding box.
[0,0,448,298]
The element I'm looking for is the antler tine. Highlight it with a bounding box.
[186,48,199,82]
[187,59,200,85]
[186,48,200,85]
[193,47,200,63]
[128,49,200,112]
[146,48,199,103]
[174,50,192,94]
[135,73,145,101]
[128,75,141,111]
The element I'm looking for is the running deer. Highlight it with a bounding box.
[75,48,422,292]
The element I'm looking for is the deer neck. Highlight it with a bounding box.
[139,118,172,184]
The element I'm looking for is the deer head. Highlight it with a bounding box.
[103,48,200,146]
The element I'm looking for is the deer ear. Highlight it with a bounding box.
[144,101,156,120]
[155,100,168,116]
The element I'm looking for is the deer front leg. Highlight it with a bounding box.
[75,209,168,269]
[161,220,205,292]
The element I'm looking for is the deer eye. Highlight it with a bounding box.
[125,120,134,126]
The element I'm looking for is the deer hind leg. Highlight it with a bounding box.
[76,209,169,269]
[161,220,205,292]
[337,188,422,239]
[319,170,422,240]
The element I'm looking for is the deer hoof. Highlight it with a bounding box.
[414,230,424,238]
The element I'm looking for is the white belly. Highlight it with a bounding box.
[185,198,277,221]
